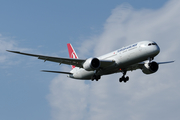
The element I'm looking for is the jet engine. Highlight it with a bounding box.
[83,58,101,71]
[142,61,159,74]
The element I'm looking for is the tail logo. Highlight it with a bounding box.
[67,43,79,69]
[71,52,77,59]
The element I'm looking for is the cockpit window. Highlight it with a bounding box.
[148,43,157,46]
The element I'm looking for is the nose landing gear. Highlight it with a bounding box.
[119,71,129,83]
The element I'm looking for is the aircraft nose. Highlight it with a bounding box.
[154,44,160,55]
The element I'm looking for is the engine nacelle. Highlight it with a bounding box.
[142,61,159,74]
[83,58,100,71]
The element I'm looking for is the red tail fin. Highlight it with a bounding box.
[67,43,78,69]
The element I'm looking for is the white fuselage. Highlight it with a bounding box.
[68,41,160,80]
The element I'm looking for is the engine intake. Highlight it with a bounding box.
[83,58,100,71]
[142,61,159,74]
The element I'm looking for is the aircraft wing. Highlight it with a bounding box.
[7,50,85,68]
[157,61,174,64]
[7,50,115,69]
[125,60,174,71]
[137,61,174,65]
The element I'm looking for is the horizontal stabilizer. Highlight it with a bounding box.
[41,70,72,74]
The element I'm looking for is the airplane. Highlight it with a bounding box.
[7,41,174,83]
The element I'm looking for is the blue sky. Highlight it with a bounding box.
[1,0,180,120]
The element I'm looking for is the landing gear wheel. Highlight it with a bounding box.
[124,76,129,83]
[119,71,129,83]
[119,78,123,82]
[126,76,129,81]
[91,76,95,81]
[91,75,101,81]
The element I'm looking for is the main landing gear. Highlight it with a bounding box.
[119,71,129,83]
[91,70,101,81]
[91,75,101,81]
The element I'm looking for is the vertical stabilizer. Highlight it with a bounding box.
[67,43,78,69]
